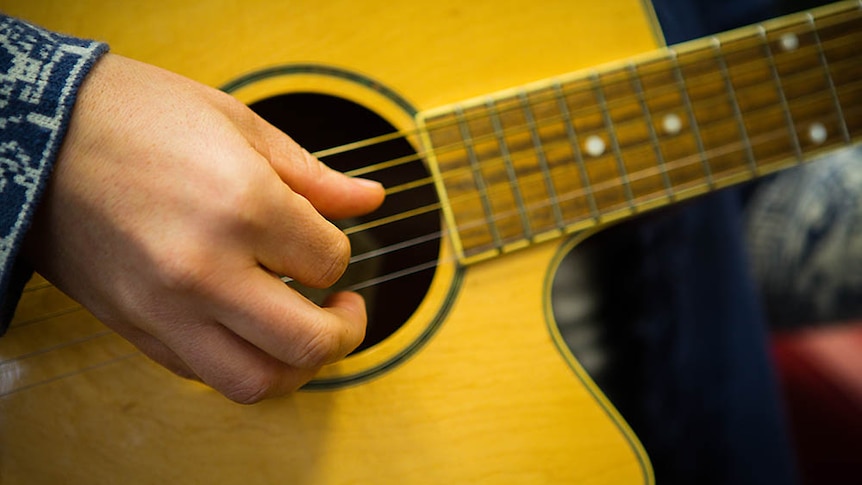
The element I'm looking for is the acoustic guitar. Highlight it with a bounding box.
[1,0,860,483]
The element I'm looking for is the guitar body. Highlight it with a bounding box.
[0,1,667,483]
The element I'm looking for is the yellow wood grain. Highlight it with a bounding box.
[0,1,661,483]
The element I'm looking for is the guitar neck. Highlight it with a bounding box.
[419,0,862,263]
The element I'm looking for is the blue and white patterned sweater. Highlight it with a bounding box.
[0,15,108,331]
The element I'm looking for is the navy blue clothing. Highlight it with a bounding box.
[586,0,809,483]
[0,16,107,331]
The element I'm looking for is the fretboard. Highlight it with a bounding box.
[418,0,862,264]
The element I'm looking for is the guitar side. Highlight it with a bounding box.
[0,1,662,483]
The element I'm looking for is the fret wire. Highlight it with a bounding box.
[758,26,803,164]
[668,49,714,188]
[420,9,862,255]
[456,118,794,237]
[405,77,862,245]
[528,103,862,228]
[454,106,503,249]
[466,93,859,246]
[590,71,636,211]
[627,62,675,199]
[423,32,857,164]
[517,89,565,230]
[485,98,533,239]
[552,80,601,221]
[432,62,860,209]
[373,32,862,257]
[391,99,862,256]
[807,12,851,143]
[355,90,862,263]
[710,37,758,175]
[418,17,856,164]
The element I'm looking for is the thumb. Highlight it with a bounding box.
[288,146,386,220]
[241,109,386,219]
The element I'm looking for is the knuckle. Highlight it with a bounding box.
[155,246,211,294]
[310,231,350,288]
[294,326,340,369]
[216,176,261,232]
[297,147,322,178]
[222,372,277,405]
[211,88,251,119]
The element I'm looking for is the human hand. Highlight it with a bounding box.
[23,53,385,403]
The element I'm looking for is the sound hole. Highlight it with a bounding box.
[249,93,440,353]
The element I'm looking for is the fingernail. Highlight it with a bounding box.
[353,177,383,190]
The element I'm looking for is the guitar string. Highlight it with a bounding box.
[8,305,84,330]
[348,21,859,205]
[1,351,138,398]
[2,13,859,394]
[4,101,858,399]
[332,64,860,245]
[379,55,857,204]
[8,33,858,324]
[10,81,856,331]
[5,100,862,376]
[331,32,858,218]
[9,24,859,308]
[352,100,862,287]
[15,38,821,313]
[4,118,860,398]
[316,9,856,164]
[323,84,861,291]
[321,25,858,170]
[317,10,854,260]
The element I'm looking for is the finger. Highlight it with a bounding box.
[281,145,386,220]
[235,109,385,218]
[250,175,351,288]
[208,267,367,370]
[107,322,200,381]
[155,318,319,404]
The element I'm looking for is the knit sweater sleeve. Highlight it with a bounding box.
[0,15,108,332]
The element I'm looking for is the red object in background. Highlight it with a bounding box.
[772,323,862,485]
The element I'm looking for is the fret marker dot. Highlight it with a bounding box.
[662,113,682,135]
[779,32,799,52]
[584,135,606,157]
[808,122,827,145]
